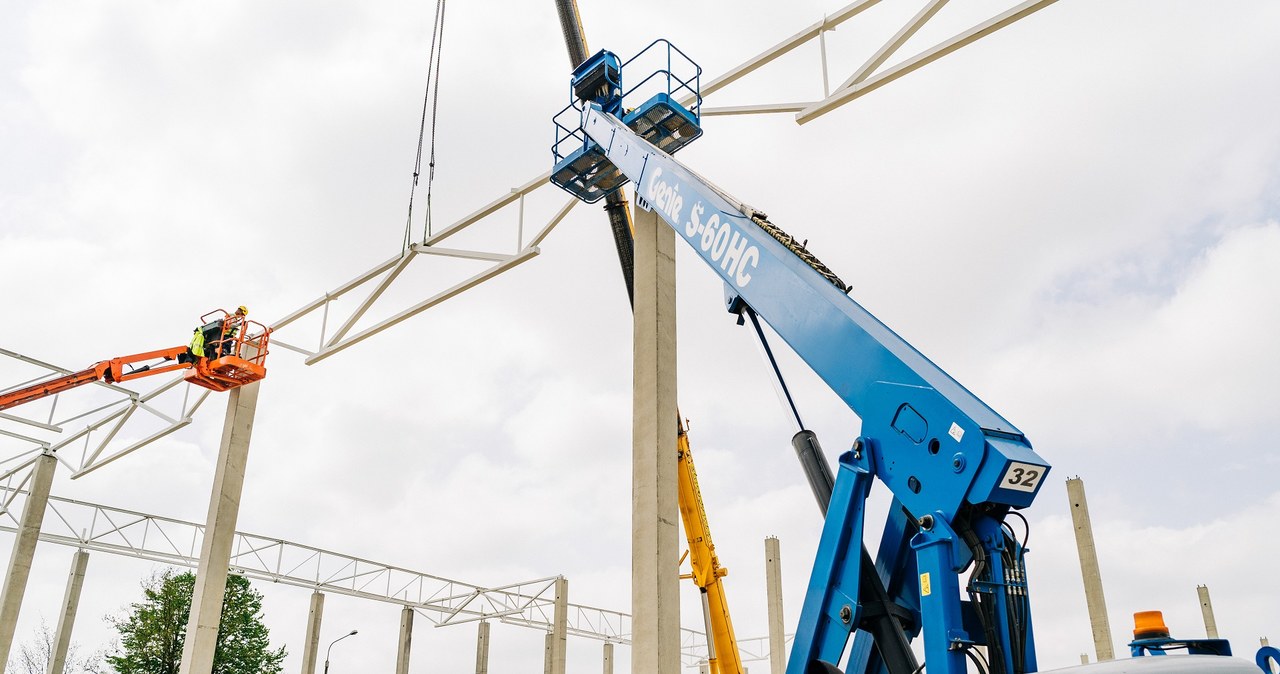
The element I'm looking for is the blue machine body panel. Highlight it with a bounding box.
[1131,637,1233,658]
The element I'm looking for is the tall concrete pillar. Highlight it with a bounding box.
[1066,477,1115,661]
[631,202,681,674]
[475,621,490,674]
[47,549,90,674]
[395,606,414,674]
[1197,585,1218,638]
[179,382,262,674]
[550,576,568,674]
[544,633,554,674]
[765,536,785,674]
[299,591,325,674]
[603,642,614,674]
[0,450,58,666]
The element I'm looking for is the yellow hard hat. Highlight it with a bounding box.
[237,305,249,316]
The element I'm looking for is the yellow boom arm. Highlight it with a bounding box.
[676,418,744,674]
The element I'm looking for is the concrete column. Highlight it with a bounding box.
[395,605,414,674]
[179,382,262,674]
[765,536,785,674]
[299,591,325,674]
[544,633,554,674]
[47,549,90,674]
[0,450,57,666]
[550,576,568,674]
[1066,477,1114,661]
[699,661,710,674]
[1197,585,1218,638]
[603,642,614,674]
[631,202,681,674]
[475,621,490,674]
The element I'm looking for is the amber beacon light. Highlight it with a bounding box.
[1133,610,1172,640]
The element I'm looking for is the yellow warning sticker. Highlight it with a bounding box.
[920,572,932,597]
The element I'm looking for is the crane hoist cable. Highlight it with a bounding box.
[402,0,449,252]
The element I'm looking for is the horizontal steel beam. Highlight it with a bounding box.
[0,486,788,661]
[796,0,1061,124]
[304,248,540,365]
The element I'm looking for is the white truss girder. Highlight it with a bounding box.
[1,0,1061,476]
[0,348,211,479]
[0,3,1054,664]
[694,0,1061,122]
[0,485,787,663]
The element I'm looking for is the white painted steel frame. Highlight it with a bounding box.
[0,486,782,663]
[1,0,1060,476]
[694,0,1061,122]
[0,1,1059,660]
[0,349,212,479]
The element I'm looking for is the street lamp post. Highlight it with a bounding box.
[323,629,359,674]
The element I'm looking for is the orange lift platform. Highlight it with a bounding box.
[0,309,271,412]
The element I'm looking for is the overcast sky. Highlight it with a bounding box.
[2,1,1278,672]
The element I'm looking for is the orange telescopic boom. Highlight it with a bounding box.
[0,309,271,413]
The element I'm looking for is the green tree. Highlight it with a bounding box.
[107,569,286,674]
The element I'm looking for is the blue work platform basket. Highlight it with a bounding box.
[551,40,703,203]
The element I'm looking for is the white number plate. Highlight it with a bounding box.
[1000,462,1045,493]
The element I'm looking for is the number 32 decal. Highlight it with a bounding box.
[1001,462,1045,493]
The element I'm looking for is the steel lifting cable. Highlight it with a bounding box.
[402,0,449,252]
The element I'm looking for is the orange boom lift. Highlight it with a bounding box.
[0,309,271,412]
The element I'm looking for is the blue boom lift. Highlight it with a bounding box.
[550,41,1273,674]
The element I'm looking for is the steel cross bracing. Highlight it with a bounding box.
[0,0,1061,477]
[693,0,1060,123]
[0,487,566,628]
[0,347,213,480]
[0,485,786,664]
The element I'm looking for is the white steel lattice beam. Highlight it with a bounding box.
[0,486,786,662]
[0,349,210,479]
[695,0,1061,120]
[1,1,1061,477]
[796,0,1061,124]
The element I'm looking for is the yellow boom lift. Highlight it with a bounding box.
[677,417,745,674]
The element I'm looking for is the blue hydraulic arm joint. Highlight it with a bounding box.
[550,41,1049,674]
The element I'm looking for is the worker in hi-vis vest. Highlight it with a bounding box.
[179,306,248,364]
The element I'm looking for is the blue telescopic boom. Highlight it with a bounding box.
[553,46,1051,674]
